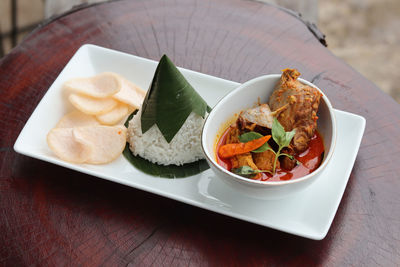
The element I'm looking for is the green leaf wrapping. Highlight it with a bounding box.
[122,144,210,178]
[141,55,210,143]
[123,111,210,178]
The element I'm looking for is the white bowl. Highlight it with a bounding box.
[201,74,337,199]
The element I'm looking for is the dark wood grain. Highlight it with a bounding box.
[1,0,400,266]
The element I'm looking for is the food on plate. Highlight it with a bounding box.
[56,110,100,128]
[47,54,210,174]
[128,111,206,166]
[95,102,129,125]
[68,93,118,115]
[64,72,121,98]
[47,127,92,163]
[218,134,271,158]
[65,72,145,120]
[126,55,211,174]
[112,74,146,109]
[47,72,145,164]
[73,125,127,164]
[269,68,321,153]
[238,104,274,129]
[216,68,324,181]
[47,126,126,164]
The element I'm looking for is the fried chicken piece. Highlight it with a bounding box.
[279,147,296,170]
[226,126,240,144]
[231,152,259,170]
[269,68,321,153]
[238,104,274,129]
[253,150,279,173]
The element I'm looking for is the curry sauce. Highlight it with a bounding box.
[216,126,324,181]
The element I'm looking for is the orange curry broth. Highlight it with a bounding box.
[216,126,324,181]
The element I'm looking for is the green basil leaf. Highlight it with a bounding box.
[252,143,273,153]
[239,131,272,153]
[231,166,258,178]
[272,118,285,146]
[231,166,272,178]
[282,129,296,147]
[232,166,255,174]
[239,131,263,142]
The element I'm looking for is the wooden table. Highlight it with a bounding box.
[1,0,399,265]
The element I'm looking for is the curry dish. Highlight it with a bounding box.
[216,68,324,181]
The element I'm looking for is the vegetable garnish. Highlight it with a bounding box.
[238,132,270,153]
[219,118,297,176]
[140,55,211,143]
[231,166,267,178]
[269,118,297,174]
[218,135,271,158]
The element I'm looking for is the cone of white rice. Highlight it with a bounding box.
[128,111,205,165]
[126,55,210,166]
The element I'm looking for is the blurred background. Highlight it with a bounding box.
[1,0,399,103]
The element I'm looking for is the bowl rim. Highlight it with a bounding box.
[201,74,337,187]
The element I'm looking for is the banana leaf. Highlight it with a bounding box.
[141,55,211,143]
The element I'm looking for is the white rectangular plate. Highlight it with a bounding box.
[14,44,366,240]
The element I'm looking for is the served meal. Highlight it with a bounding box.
[125,55,210,177]
[47,55,210,177]
[216,68,324,181]
[47,72,145,164]
[46,54,323,182]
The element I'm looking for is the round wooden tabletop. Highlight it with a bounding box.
[1,0,400,265]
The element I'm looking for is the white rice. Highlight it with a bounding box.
[127,109,205,166]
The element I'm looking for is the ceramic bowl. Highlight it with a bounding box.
[201,74,337,199]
